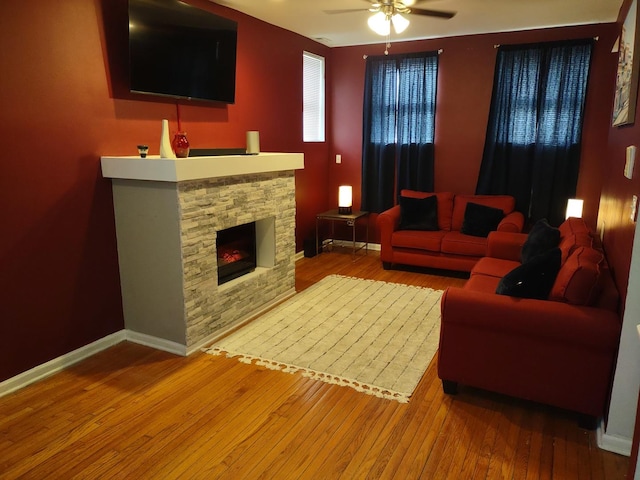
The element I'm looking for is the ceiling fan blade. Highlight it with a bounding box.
[410,7,456,19]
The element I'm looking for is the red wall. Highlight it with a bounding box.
[599,90,640,302]
[1,0,636,395]
[329,24,619,241]
[0,0,329,382]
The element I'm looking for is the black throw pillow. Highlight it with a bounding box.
[521,218,560,264]
[496,248,562,300]
[398,195,439,231]
[460,202,504,237]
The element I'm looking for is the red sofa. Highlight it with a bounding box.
[377,191,525,272]
[438,217,621,427]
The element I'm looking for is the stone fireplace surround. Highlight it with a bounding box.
[101,153,303,355]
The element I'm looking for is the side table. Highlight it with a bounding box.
[316,209,369,256]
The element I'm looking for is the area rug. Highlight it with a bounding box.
[203,275,443,403]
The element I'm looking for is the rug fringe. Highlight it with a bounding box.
[203,347,411,403]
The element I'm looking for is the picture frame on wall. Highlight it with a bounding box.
[613,0,640,127]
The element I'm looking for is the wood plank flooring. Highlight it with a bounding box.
[0,248,630,479]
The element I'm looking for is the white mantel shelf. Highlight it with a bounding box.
[101,152,304,182]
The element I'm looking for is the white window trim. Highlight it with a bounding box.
[303,51,325,143]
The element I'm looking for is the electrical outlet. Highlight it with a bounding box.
[625,146,636,179]
[336,154,342,164]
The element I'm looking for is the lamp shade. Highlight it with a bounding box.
[391,13,409,34]
[368,11,390,36]
[338,185,353,214]
[565,198,584,219]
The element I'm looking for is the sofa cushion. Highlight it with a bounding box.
[464,273,502,294]
[521,219,560,264]
[398,195,439,231]
[441,231,488,257]
[559,232,593,263]
[550,246,604,305]
[487,231,528,261]
[391,230,446,252]
[496,248,562,300]
[471,257,519,279]
[400,190,454,231]
[460,202,505,237]
[451,195,515,231]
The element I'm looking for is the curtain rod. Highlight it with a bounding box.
[363,48,443,59]
[493,37,599,48]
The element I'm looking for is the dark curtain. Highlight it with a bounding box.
[362,52,438,213]
[476,40,593,226]
[362,57,397,213]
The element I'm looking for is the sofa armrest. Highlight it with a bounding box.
[440,287,621,350]
[377,206,402,262]
[438,286,621,417]
[497,210,525,233]
[486,231,528,261]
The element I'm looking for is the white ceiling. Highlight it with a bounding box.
[210,0,623,47]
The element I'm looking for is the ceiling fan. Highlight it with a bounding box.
[325,0,456,36]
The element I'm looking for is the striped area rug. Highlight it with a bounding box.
[204,275,443,403]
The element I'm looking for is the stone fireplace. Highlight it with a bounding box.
[101,153,303,355]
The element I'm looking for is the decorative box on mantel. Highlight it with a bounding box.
[101,153,304,356]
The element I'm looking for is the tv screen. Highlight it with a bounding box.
[128,0,237,103]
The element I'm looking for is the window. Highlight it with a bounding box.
[361,51,439,213]
[477,40,593,225]
[303,52,325,142]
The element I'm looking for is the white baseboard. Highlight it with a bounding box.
[125,330,187,356]
[597,419,633,456]
[0,289,299,398]
[0,331,126,398]
[296,242,381,260]
[0,331,186,398]
[324,240,381,252]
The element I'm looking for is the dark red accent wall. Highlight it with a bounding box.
[599,92,640,303]
[0,0,329,382]
[1,0,636,400]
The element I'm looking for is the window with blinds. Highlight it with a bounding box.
[303,52,325,142]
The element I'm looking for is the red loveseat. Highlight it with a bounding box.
[377,191,525,273]
[438,217,621,427]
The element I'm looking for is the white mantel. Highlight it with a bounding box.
[101,152,304,182]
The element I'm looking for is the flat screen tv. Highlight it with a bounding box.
[128,0,237,103]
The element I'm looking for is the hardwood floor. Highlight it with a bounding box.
[0,249,629,479]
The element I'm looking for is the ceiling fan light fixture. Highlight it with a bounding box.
[368,11,390,36]
[391,13,409,34]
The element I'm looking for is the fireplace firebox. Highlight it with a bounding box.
[216,222,257,285]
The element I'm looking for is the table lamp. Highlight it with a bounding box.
[565,198,584,219]
[338,186,353,214]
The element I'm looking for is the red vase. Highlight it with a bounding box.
[172,132,190,158]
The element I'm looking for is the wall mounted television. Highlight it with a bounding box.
[128,0,238,104]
